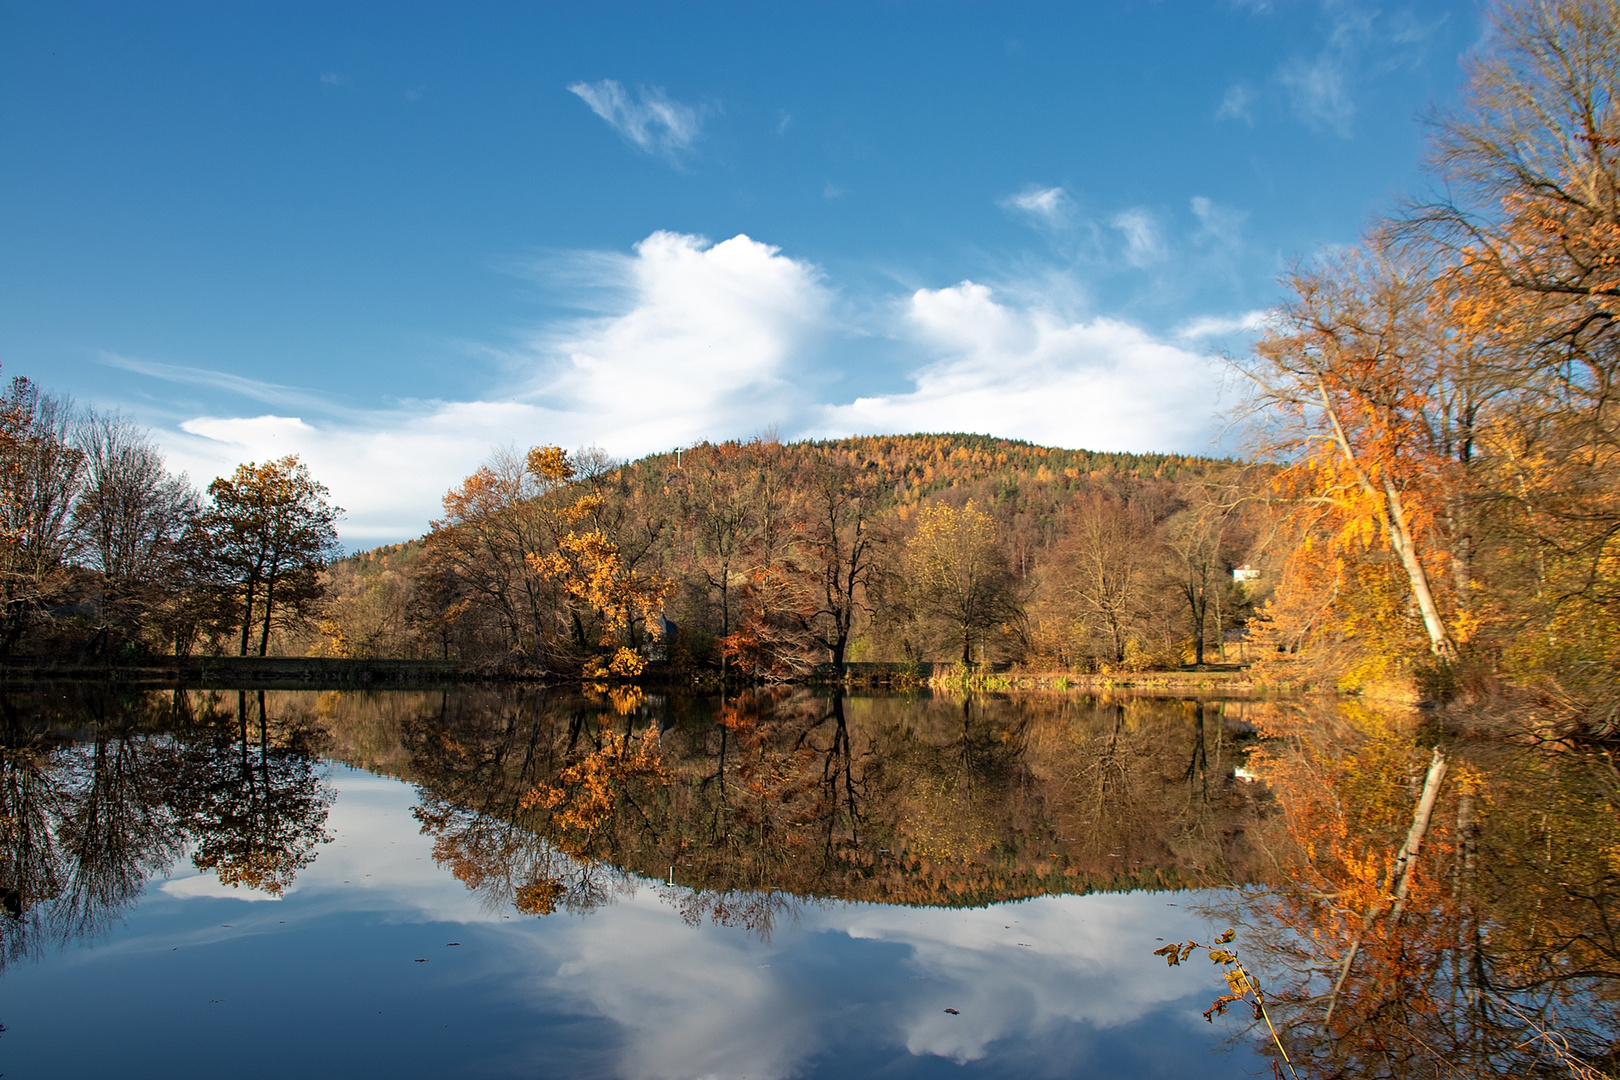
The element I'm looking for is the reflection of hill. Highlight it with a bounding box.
[304,687,1274,909]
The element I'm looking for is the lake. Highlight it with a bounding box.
[0,685,1613,1079]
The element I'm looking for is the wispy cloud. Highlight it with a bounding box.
[1279,53,1353,135]
[1190,195,1245,247]
[97,353,346,414]
[998,185,1074,227]
[1176,310,1270,339]
[568,79,703,162]
[1215,83,1255,125]
[1109,208,1166,267]
[319,72,344,86]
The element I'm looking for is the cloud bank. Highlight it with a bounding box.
[147,232,1237,545]
[822,282,1222,452]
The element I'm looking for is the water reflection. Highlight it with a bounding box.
[0,684,1615,1078]
[385,688,1270,921]
[0,686,333,970]
[1210,701,1620,1078]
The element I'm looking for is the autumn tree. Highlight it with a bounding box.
[200,456,342,656]
[1244,240,1490,665]
[904,500,1019,663]
[675,442,758,646]
[1161,494,1233,666]
[1412,0,1620,716]
[420,446,572,658]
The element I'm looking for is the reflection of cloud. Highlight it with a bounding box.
[160,873,282,902]
[127,767,1247,1079]
[825,896,1218,1063]
[546,901,814,1080]
[821,281,1222,454]
[568,79,702,161]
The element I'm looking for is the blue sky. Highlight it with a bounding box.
[1,1,1485,542]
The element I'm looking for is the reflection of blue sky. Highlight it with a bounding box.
[0,767,1261,1078]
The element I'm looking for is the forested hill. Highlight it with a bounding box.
[642,433,1234,503]
[311,431,1260,677]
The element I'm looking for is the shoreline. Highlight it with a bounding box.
[0,656,1303,696]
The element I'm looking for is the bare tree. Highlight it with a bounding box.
[1052,492,1161,666]
[0,377,82,652]
[71,409,197,646]
[801,456,887,675]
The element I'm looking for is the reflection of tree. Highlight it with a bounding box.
[52,723,187,942]
[175,692,333,896]
[0,686,333,968]
[0,688,193,969]
[1222,701,1620,1079]
[386,687,1270,934]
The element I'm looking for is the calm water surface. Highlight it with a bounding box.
[0,685,1613,1079]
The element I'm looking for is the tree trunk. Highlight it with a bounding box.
[1382,480,1458,662]
[1318,377,1459,662]
[237,578,257,657]
[257,575,276,657]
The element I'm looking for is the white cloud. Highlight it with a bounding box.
[1279,54,1353,135]
[999,185,1073,227]
[160,233,829,543]
[533,231,828,444]
[141,236,1238,546]
[1215,83,1254,125]
[1110,208,1166,267]
[568,79,702,161]
[819,281,1223,454]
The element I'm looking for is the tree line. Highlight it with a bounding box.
[0,374,340,660]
